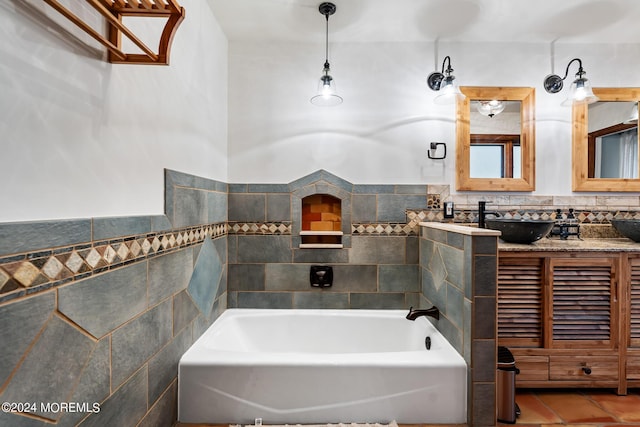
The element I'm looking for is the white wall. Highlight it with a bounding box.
[227,39,640,195]
[0,0,227,222]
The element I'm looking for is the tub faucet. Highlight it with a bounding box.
[406,306,439,321]
[478,201,501,228]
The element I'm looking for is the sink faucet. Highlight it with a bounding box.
[406,306,440,321]
[478,201,501,228]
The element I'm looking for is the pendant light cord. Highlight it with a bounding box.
[324,13,329,64]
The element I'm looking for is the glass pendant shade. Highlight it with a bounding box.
[561,76,598,106]
[477,100,505,117]
[311,66,343,106]
[433,75,464,105]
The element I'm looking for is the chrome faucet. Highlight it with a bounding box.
[478,201,501,228]
[406,306,439,321]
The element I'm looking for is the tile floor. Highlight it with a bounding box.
[498,389,640,427]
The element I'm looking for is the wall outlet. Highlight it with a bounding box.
[443,201,454,218]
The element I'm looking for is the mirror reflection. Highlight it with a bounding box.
[587,101,638,179]
[469,100,522,179]
[456,86,535,192]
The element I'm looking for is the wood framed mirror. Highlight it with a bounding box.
[572,88,640,191]
[456,87,536,191]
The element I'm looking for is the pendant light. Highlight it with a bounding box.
[624,102,639,124]
[427,56,465,105]
[310,2,343,106]
[543,58,598,106]
[477,100,505,117]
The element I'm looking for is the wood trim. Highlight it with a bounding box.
[456,87,535,191]
[572,87,640,191]
[44,0,185,65]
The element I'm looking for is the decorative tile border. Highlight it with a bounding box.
[0,222,227,304]
[351,223,417,236]
[228,222,291,235]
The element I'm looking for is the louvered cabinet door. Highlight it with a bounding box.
[498,258,544,347]
[549,257,617,348]
[627,256,640,381]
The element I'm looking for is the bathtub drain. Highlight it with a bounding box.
[425,336,431,350]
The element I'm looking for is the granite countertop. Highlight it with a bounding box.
[498,237,640,252]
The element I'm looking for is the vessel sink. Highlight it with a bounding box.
[485,218,555,244]
[611,219,640,242]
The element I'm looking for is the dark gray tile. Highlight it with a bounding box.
[437,314,463,355]
[148,326,191,404]
[473,340,496,382]
[248,183,290,193]
[0,219,91,257]
[57,337,111,427]
[228,264,265,291]
[236,292,292,308]
[79,367,148,427]
[351,194,377,222]
[423,226,447,244]
[212,235,227,264]
[350,236,405,264]
[472,382,496,427]
[447,231,465,249]
[265,264,309,291]
[429,245,447,286]
[332,265,377,292]
[227,235,237,263]
[207,191,228,223]
[288,170,324,190]
[58,262,148,338]
[474,296,496,339]
[92,216,151,240]
[148,248,193,306]
[237,236,291,263]
[0,292,55,387]
[320,170,353,193]
[150,215,173,232]
[421,268,447,316]
[394,184,427,195]
[173,290,200,335]
[111,299,172,388]
[1,316,94,421]
[419,237,434,268]
[228,194,266,222]
[188,237,224,316]
[379,265,419,292]
[138,381,177,427]
[228,184,248,193]
[0,411,49,427]
[406,236,419,264]
[173,188,208,228]
[405,292,420,308]
[440,244,464,290]
[474,255,497,296]
[445,282,465,328]
[377,195,426,222]
[266,194,291,221]
[473,236,498,255]
[293,292,349,309]
[292,248,349,263]
[352,184,395,194]
[350,292,406,309]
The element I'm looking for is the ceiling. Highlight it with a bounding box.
[209,0,640,44]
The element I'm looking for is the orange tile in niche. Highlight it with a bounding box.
[536,391,617,423]
[587,391,640,422]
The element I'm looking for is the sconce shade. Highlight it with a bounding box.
[543,58,598,106]
[310,2,342,106]
[428,56,465,105]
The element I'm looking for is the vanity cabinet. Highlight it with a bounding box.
[498,251,625,392]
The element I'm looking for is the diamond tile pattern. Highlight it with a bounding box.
[0,222,228,302]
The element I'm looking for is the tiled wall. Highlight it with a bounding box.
[0,170,227,427]
[226,170,446,310]
[419,225,498,427]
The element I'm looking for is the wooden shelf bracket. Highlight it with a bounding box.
[43,0,185,65]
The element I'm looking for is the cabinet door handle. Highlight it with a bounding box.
[582,367,592,375]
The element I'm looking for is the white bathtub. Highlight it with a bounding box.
[178,309,467,424]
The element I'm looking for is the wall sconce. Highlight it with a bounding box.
[543,58,598,106]
[310,2,343,107]
[427,56,465,105]
[428,142,447,160]
[476,100,505,117]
